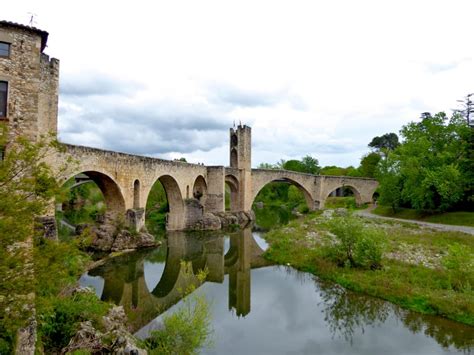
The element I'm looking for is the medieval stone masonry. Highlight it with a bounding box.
[0,20,378,237]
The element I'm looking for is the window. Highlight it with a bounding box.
[0,82,7,118]
[0,146,4,161]
[0,42,10,57]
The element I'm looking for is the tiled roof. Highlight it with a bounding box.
[0,20,49,52]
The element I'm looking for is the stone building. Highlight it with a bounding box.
[0,21,59,146]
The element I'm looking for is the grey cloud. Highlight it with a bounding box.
[206,82,307,110]
[60,72,145,97]
[59,90,230,156]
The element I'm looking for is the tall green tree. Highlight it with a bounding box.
[368,133,400,152]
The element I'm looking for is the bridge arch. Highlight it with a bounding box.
[192,175,207,202]
[325,184,362,205]
[251,177,315,210]
[146,175,185,231]
[61,170,126,219]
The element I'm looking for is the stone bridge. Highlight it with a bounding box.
[0,21,379,235]
[45,130,378,234]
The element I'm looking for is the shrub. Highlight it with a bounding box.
[141,263,212,354]
[322,216,386,269]
[442,243,474,292]
[142,294,212,355]
[38,292,110,352]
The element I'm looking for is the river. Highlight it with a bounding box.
[79,218,473,354]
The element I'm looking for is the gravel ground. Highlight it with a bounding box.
[355,209,474,236]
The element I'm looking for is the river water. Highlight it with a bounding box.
[79,226,473,354]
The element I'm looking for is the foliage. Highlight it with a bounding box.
[141,263,213,355]
[282,155,320,174]
[368,132,399,152]
[442,243,474,292]
[376,154,403,212]
[145,180,169,237]
[324,197,358,209]
[263,213,474,326]
[376,112,472,212]
[142,294,212,355]
[320,165,361,177]
[358,152,381,178]
[322,216,386,269]
[259,155,320,174]
[38,291,110,352]
[0,131,71,353]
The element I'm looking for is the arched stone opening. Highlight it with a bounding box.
[146,175,185,231]
[372,191,380,204]
[230,148,238,167]
[56,171,126,237]
[225,175,240,211]
[192,175,207,203]
[325,185,362,207]
[133,179,140,208]
[252,178,314,211]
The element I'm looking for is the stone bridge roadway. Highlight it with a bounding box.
[47,144,378,232]
[88,228,271,332]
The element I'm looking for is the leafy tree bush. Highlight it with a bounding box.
[322,216,386,269]
[442,243,474,292]
[143,294,212,355]
[0,129,68,352]
[377,112,471,212]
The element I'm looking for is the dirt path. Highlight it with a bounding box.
[355,208,474,235]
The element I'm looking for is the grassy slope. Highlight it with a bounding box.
[263,213,474,326]
[372,206,474,227]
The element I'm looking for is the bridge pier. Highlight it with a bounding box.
[126,208,146,233]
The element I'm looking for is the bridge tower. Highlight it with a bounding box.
[229,125,253,211]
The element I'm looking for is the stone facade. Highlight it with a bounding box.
[0,21,58,141]
[1,21,379,236]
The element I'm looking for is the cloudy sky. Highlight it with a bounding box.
[4,1,474,167]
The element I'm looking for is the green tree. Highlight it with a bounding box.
[359,152,381,178]
[377,112,471,212]
[0,128,66,352]
[301,155,321,174]
[368,133,399,152]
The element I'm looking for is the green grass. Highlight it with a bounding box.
[373,206,474,227]
[325,197,368,210]
[263,214,474,326]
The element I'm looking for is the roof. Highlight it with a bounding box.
[0,20,49,52]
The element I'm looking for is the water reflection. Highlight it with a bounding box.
[85,228,271,332]
[317,280,473,352]
[81,228,474,353]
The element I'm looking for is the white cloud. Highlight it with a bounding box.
[3,0,474,167]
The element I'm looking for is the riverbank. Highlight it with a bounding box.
[263,211,474,326]
[372,206,474,227]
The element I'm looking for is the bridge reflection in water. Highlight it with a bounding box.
[85,227,271,333]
